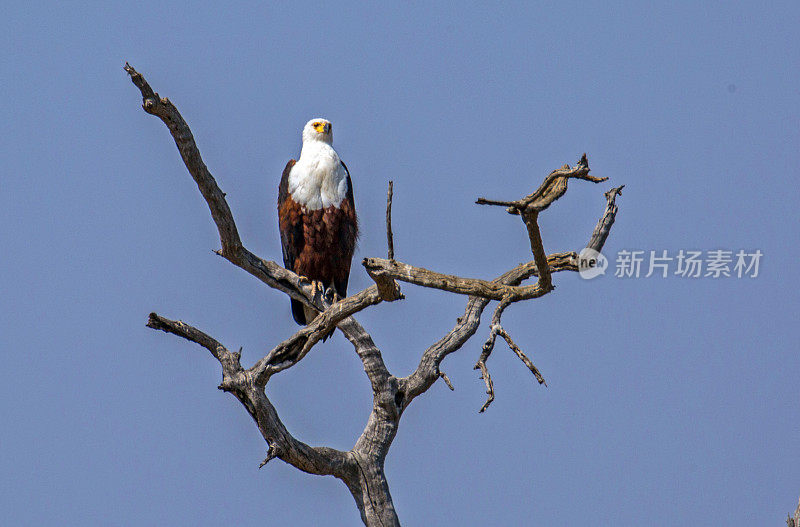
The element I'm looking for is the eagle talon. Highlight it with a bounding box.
[310,280,324,299]
[323,286,340,304]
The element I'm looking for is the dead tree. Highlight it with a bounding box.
[125,63,623,526]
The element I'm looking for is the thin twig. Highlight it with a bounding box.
[259,444,279,468]
[367,180,403,302]
[475,357,495,413]
[438,370,455,391]
[497,327,546,386]
[386,181,395,261]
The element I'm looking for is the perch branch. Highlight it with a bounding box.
[128,65,402,524]
[125,65,323,315]
[362,257,563,302]
[250,286,385,384]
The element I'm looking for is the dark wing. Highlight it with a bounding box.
[334,160,359,299]
[277,159,306,325]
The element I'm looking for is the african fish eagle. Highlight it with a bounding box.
[277,118,358,337]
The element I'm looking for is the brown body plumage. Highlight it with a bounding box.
[277,157,358,335]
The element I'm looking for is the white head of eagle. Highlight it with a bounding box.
[302,118,333,145]
[277,118,359,336]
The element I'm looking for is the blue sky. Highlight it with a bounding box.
[1,2,798,525]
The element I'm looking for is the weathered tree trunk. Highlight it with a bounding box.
[345,455,399,526]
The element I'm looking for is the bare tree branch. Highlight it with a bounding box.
[363,257,559,301]
[124,63,242,257]
[367,181,403,302]
[476,198,555,417]
[438,369,455,391]
[126,63,623,526]
[475,354,495,413]
[473,295,545,412]
[521,210,552,292]
[499,326,546,386]
[145,313,353,479]
[476,153,607,214]
[588,185,624,251]
[250,285,384,384]
[147,312,239,368]
[401,178,621,411]
[386,180,395,260]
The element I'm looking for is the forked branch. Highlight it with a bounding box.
[471,181,622,410]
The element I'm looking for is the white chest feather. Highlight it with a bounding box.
[288,143,349,210]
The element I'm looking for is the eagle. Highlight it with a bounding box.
[277,118,358,337]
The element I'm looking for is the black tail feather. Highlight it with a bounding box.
[290,299,306,325]
[290,298,335,341]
